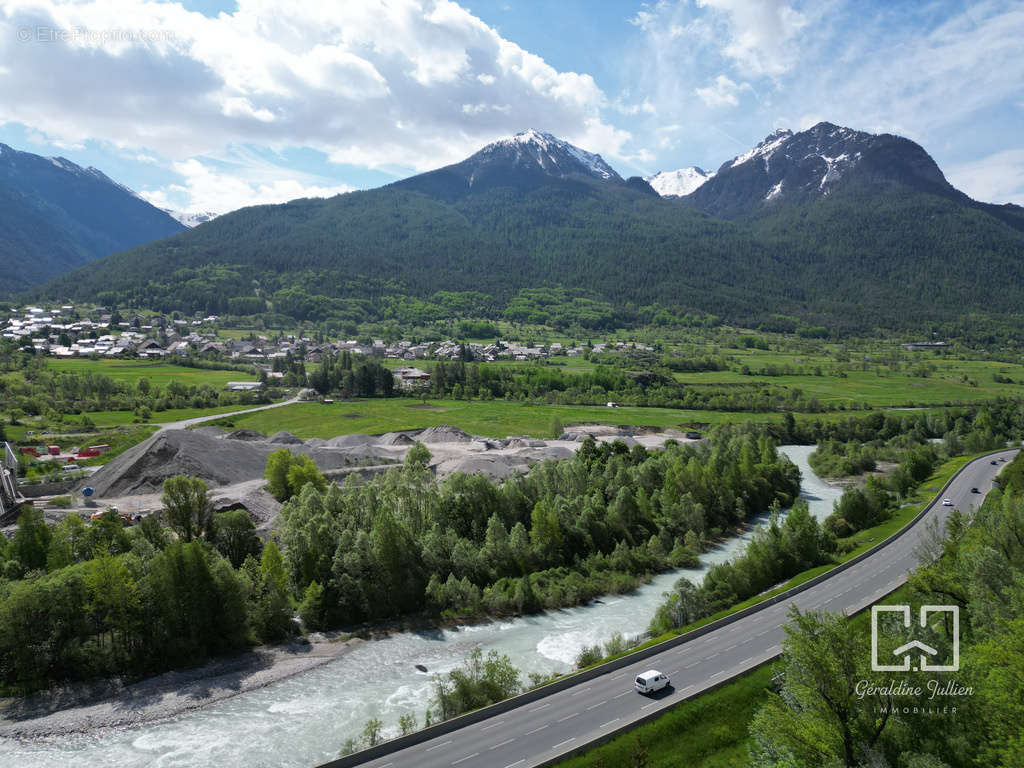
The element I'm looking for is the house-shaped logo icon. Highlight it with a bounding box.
[871,605,959,672]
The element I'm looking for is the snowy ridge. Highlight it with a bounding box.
[730,128,793,168]
[478,129,620,181]
[645,167,714,197]
[163,209,221,228]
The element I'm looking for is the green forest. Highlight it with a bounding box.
[32,175,1024,335]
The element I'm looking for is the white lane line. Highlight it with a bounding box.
[684,660,700,669]
[552,738,576,750]
[709,670,725,680]
[426,740,454,752]
[528,702,550,713]
[503,761,525,768]
[610,672,625,681]
[680,685,694,693]
[452,753,479,765]
[723,644,737,652]
[586,700,606,710]
[525,725,549,736]
[570,686,592,697]
[708,652,720,659]
[557,712,579,723]
[667,669,678,676]
[740,656,755,666]
[613,691,631,699]
[641,701,658,710]
[489,738,516,750]
[480,720,505,731]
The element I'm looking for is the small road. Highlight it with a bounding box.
[155,394,302,432]
[342,449,1017,768]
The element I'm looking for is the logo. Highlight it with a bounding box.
[871,605,959,672]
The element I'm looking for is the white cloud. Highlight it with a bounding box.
[0,0,633,171]
[695,74,750,107]
[696,0,808,78]
[139,157,355,214]
[946,149,1024,205]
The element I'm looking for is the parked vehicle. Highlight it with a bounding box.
[942,498,953,506]
[635,670,670,694]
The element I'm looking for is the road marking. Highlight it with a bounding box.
[708,652,719,659]
[740,656,755,666]
[452,753,479,765]
[480,720,505,731]
[489,738,516,750]
[571,686,591,697]
[557,712,579,723]
[680,684,694,693]
[599,718,620,728]
[527,702,550,713]
[723,644,736,652]
[525,725,548,735]
[709,670,725,680]
[667,669,678,676]
[502,761,524,768]
[586,700,606,710]
[641,701,658,710]
[426,740,453,752]
[610,672,625,681]
[552,738,576,750]
[684,660,700,669]
[845,604,858,613]
[613,691,631,699]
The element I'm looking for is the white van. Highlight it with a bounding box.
[634,670,670,695]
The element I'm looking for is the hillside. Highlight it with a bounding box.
[33,127,1024,334]
[0,144,185,293]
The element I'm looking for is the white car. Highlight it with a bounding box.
[635,670,670,695]
[942,498,953,506]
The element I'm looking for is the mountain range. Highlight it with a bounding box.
[0,143,186,294]
[19,124,1024,333]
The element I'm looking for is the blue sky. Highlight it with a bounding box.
[1,0,1022,213]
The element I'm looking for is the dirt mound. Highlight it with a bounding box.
[225,429,267,442]
[192,426,228,438]
[416,425,473,443]
[326,434,380,448]
[268,431,304,445]
[86,430,277,497]
[378,432,416,446]
[506,437,547,449]
[434,455,529,480]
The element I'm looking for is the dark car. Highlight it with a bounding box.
[971,487,979,493]
[991,460,998,465]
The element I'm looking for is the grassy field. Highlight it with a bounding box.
[553,453,988,767]
[670,347,1024,406]
[46,358,257,388]
[208,398,858,439]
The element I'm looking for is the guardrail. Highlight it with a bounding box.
[320,448,1014,768]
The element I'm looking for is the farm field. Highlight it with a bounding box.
[669,349,1024,406]
[46,358,257,388]
[213,398,859,440]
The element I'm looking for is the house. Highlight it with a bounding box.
[225,381,264,391]
[393,367,431,391]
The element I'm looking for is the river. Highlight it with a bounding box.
[1,445,840,768]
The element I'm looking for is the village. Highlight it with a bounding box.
[1,303,654,383]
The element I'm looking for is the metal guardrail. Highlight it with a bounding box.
[318,448,1015,768]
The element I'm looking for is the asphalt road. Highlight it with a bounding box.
[346,449,1017,768]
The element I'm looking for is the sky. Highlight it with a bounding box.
[1,0,1022,214]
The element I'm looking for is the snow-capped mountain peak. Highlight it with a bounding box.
[730,128,793,169]
[645,167,714,197]
[473,129,621,182]
[162,209,221,228]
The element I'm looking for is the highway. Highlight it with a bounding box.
[339,449,1016,768]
